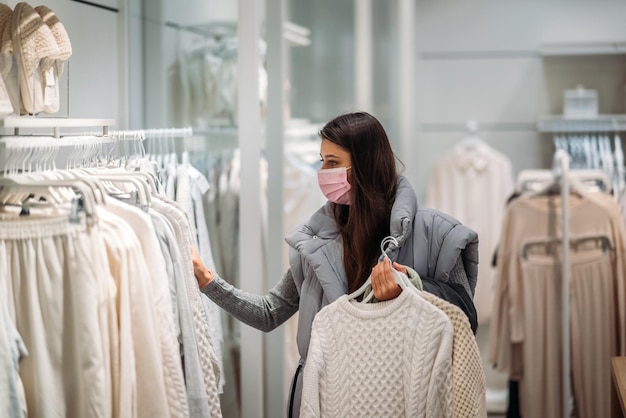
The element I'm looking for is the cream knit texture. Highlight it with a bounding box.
[34,4,71,83]
[420,292,487,417]
[34,6,71,60]
[0,4,12,77]
[12,3,58,68]
[301,290,454,418]
[11,2,59,114]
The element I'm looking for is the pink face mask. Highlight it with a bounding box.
[317,166,352,205]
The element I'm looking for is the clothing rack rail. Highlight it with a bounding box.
[0,123,194,171]
[142,127,193,139]
[110,127,194,140]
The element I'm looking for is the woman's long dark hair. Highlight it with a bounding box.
[319,112,398,293]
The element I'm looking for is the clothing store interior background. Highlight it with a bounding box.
[2,0,626,417]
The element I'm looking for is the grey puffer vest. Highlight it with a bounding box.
[284,176,479,417]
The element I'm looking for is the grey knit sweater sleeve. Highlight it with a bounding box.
[200,269,300,332]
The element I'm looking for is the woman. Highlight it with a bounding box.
[191,111,479,417]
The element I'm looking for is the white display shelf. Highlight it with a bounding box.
[540,41,626,56]
[537,114,626,133]
[0,117,116,137]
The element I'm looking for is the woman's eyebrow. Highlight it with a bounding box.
[321,153,340,159]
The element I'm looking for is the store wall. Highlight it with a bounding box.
[411,0,626,200]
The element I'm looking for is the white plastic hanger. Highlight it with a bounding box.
[460,120,488,151]
[516,168,610,195]
[0,137,74,205]
[0,175,97,221]
[346,236,412,303]
[525,150,588,198]
[94,172,151,209]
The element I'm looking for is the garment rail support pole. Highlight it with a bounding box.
[559,151,572,418]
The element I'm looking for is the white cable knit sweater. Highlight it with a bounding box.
[300,290,454,418]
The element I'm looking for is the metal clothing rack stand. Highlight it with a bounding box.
[518,151,616,418]
[556,150,573,418]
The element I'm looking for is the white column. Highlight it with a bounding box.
[117,0,130,128]
[265,0,286,416]
[238,1,264,417]
[397,0,416,180]
[141,0,163,129]
[355,0,373,112]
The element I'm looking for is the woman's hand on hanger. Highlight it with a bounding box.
[370,258,406,301]
[190,246,214,288]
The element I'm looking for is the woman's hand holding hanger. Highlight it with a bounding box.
[370,257,408,301]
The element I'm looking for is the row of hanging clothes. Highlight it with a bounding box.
[424,121,626,417]
[552,129,625,200]
[144,126,244,418]
[488,147,626,418]
[168,21,268,129]
[0,126,225,418]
